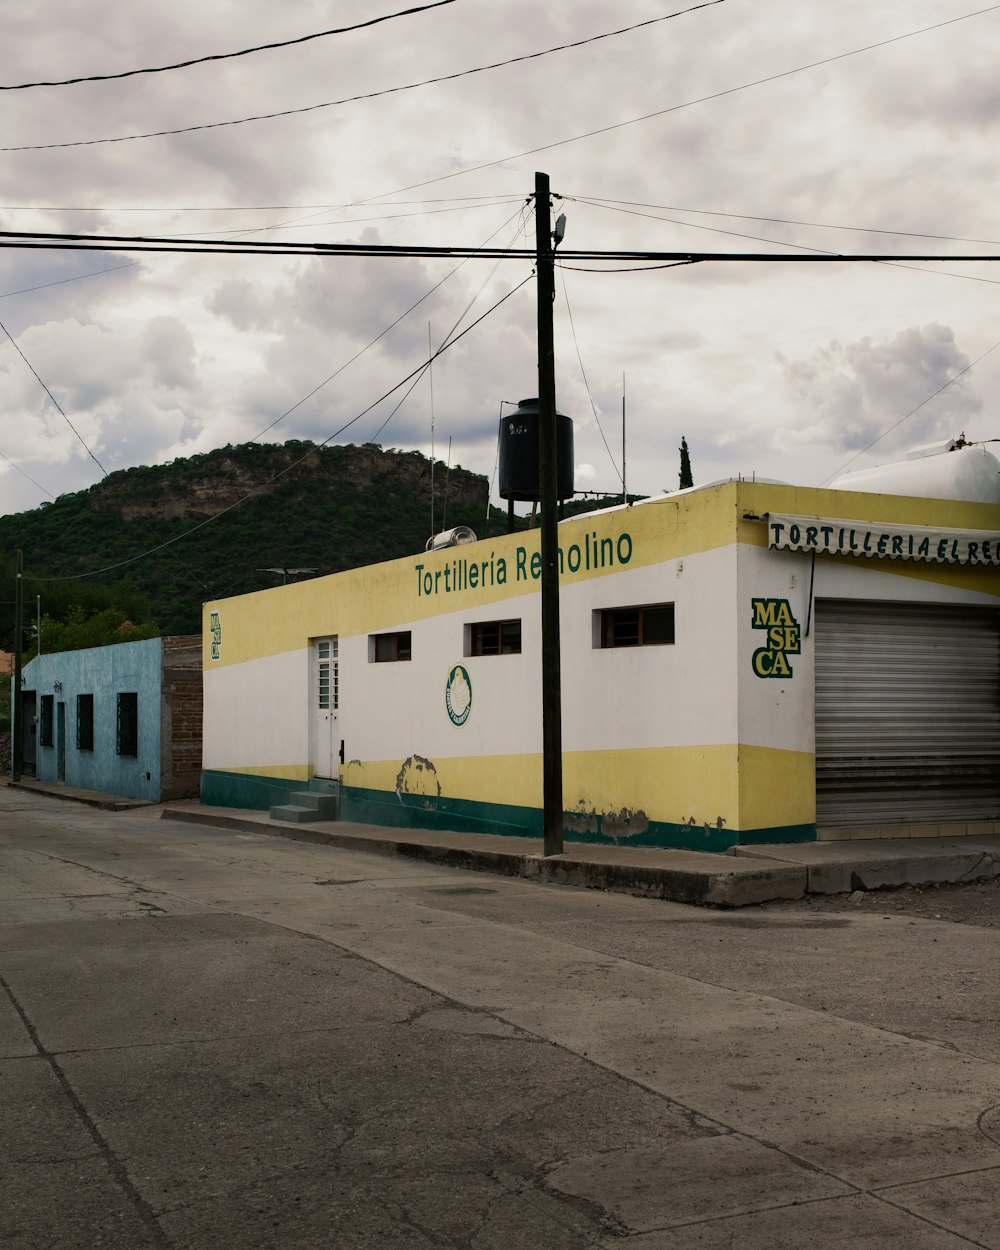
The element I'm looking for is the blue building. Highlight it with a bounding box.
[18,636,201,802]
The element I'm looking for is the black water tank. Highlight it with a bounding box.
[498,398,574,502]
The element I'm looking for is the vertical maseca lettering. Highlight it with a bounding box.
[751,598,801,678]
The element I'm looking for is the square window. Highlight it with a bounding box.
[371,631,411,663]
[467,620,522,656]
[599,604,675,648]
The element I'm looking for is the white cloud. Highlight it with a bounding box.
[0,0,998,521]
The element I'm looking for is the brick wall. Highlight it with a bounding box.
[161,636,203,799]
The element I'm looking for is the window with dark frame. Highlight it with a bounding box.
[39,695,54,747]
[371,631,412,663]
[600,604,675,648]
[469,619,522,656]
[77,694,94,751]
[116,692,138,756]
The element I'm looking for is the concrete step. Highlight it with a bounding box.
[269,804,320,824]
[270,791,340,824]
[290,791,340,819]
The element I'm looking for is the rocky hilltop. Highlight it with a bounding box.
[0,441,501,635]
[88,441,488,522]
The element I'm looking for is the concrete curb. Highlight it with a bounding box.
[7,778,153,812]
[734,841,1000,894]
[164,806,807,908]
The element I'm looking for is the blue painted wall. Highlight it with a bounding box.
[21,639,164,801]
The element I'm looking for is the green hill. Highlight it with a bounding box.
[0,440,509,642]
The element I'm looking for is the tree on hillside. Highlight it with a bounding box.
[33,606,160,658]
[679,436,694,490]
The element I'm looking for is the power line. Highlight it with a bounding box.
[367,4,1000,199]
[247,203,529,443]
[6,230,1000,265]
[558,266,623,487]
[31,275,533,583]
[0,0,726,152]
[0,195,521,212]
[569,195,1000,250]
[819,337,1000,485]
[0,0,457,91]
[1,260,137,299]
[567,195,844,255]
[0,447,55,498]
[0,317,109,476]
[367,204,532,444]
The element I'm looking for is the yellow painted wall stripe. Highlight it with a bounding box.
[341,742,813,830]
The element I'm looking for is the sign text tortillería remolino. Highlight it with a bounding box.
[768,514,1000,567]
[415,532,633,598]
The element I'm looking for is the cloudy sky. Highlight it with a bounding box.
[2,0,999,524]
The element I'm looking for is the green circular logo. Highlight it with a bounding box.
[445,664,472,726]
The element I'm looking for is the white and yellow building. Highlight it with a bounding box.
[201,459,1000,852]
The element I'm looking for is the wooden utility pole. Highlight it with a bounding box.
[534,171,563,857]
[12,550,23,782]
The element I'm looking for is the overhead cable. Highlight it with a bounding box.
[366,3,1000,199]
[0,447,55,498]
[248,202,528,443]
[569,195,1000,250]
[0,317,109,476]
[558,266,623,487]
[4,230,1000,265]
[0,0,457,90]
[1,260,137,299]
[32,276,533,582]
[0,0,726,151]
[819,337,1000,485]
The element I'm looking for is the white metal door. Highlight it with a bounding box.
[815,600,1000,825]
[312,637,339,779]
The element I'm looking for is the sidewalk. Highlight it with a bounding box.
[11,777,998,907]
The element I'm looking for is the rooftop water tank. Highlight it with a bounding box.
[498,398,574,502]
[830,438,1000,504]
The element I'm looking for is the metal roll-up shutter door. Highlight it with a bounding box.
[815,600,1000,826]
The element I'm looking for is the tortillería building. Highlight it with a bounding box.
[201,454,1000,851]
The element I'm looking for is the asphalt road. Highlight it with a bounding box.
[2,787,1000,1249]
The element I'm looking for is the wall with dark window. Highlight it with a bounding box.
[19,636,201,801]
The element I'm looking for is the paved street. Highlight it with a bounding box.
[3,787,1000,1249]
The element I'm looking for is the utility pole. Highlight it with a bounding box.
[534,171,563,857]
[12,550,22,782]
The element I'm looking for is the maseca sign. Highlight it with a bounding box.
[767,513,1000,567]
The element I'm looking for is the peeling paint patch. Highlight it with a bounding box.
[564,804,651,842]
[601,807,650,840]
[395,755,441,808]
[682,814,728,839]
[342,760,367,786]
[566,803,599,835]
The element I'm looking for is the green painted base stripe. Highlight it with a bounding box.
[198,771,818,853]
[340,784,817,853]
[201,770,296,810]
